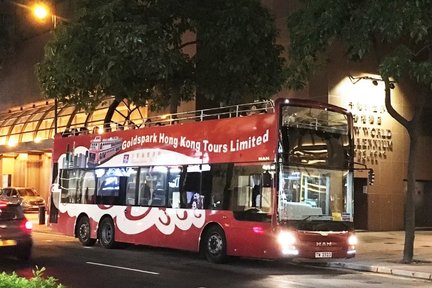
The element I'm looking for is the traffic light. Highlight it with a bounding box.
[368,169,375,185]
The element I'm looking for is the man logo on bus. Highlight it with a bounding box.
[316,242,334,247]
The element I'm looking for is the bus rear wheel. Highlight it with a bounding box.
[99,217,116,249]
[77,216,96,246]
[203,226,227,263]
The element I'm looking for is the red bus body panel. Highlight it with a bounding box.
[52,114,277,165]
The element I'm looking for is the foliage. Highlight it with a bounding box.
[36,0,285,112]
[286,0,432,91]
[0,266,64,288]
[286,0,432,263]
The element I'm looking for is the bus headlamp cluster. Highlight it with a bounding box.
[277,231,299,256]
[347,234,358,255]
[348,234,358,246]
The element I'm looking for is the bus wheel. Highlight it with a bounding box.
[99,217,116,249]
[77,216,96,246]
[203,226,227,263]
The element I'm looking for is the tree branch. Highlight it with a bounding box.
[383,77,409,130]
[180,40,197,49]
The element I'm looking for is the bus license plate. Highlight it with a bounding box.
[0,240,17,247]
[315,252,332,258]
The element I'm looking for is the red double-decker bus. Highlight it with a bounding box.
[48,98,358,263]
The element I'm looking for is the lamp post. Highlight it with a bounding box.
[32,3,58,135]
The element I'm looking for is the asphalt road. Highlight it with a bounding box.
[0,231,430,288]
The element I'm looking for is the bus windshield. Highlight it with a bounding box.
[280,106,350,169]
[278,166,353,223]
[278,104,353,224]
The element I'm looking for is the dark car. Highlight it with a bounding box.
[0,201,33,260]
[0,187,46,212]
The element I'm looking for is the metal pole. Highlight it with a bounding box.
[54,98,58,135]
[52,14,57,135]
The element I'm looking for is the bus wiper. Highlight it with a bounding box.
[301,214,330,221]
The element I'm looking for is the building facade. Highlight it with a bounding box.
[0,0,431,231]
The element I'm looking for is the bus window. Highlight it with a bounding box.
[97,170,120,197]
[81,170,96,204]
[148,166,168,207]
[227,164,273,222]
[95,168,130,205]
[58,169,96,204]
[168,167,181,208]
[179,165,211,209]
[60,169,73,203]
[138,167,151,206]
[183,166,202,209]
[231,165,272,212]
[207,163,232,210]
[126,168,138,205]
[138,166,169,207]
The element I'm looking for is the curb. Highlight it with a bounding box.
[328,262,432,281]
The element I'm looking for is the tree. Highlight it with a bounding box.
[36,0,285,113]
[285,0,432,263]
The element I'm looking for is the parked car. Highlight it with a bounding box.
[0,201,33,260]
[0,187,46,212]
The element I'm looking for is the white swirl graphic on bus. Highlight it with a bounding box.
[58,204,206,235]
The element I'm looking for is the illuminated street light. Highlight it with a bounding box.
[32,3,50,21]
[32,2,57,28]
[31,2,58,134]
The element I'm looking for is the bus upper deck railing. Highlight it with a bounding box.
[136,100,274,127]
[59,100,274,136]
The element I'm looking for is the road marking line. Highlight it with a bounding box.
[86,262,159,275]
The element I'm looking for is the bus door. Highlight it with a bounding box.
[250,172,272,212]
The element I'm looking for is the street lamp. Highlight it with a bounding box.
[32,4,49,20]
[32,3,58,135]
[32,3,57,28]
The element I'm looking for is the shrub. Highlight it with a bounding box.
[0,266,64,288]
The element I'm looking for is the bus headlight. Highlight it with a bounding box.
[348,234,358,246]
[277,231,299,256]
[277,231,296,246]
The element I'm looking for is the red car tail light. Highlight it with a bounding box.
[20,218,33,234]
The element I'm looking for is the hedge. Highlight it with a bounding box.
[0,267,64,288]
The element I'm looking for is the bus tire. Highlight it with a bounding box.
[99,217,116,249]
[77,216,96,246]
[203,225,227,264]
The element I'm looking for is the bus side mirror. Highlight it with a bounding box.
[368,169,375,185]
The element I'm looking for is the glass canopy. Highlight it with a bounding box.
[0,97,148,153]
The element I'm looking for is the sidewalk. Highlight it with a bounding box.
[27,214,432,280]
[325,230,432,281]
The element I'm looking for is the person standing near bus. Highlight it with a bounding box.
[252,184,261,207]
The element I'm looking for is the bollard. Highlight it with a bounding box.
[38,205,46,225]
